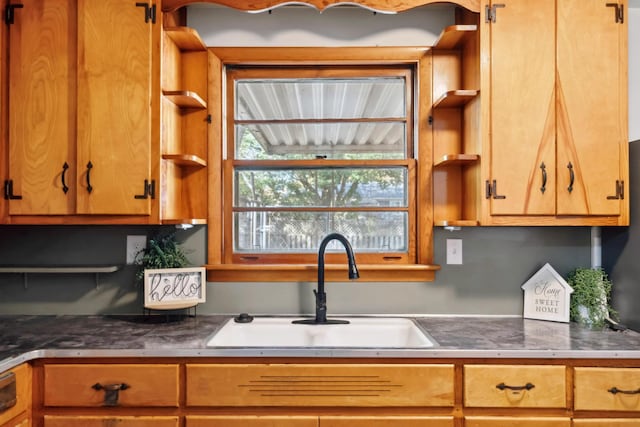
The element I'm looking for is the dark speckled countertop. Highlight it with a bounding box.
[2,315,640,372]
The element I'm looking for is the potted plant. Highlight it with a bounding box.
[568,267,616,328]
[135,231,190,285]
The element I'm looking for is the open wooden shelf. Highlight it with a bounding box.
[162,90,207,109]
[433,24,477,50]
[161,218,207,225]
[165,26,206,51]
[434,220,479,227]
[433,90,478,109]
[162,154,207,167]
[434,154,479,168]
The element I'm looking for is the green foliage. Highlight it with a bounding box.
[568,267,615,328]
[135,232,190,284]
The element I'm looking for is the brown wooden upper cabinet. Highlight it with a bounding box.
[6,0,155,219]
[484,0,629,225]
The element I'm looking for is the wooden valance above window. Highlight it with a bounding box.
[161,0,481,14]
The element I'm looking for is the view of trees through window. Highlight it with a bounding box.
[228,68,414,256]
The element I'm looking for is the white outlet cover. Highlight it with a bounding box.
[446,239,463,265]
[126,235,147,264]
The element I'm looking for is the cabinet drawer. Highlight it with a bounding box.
[44,416,179,427]
[322,416,454,427]
[573,420,640,426]
[186,416,318,427]
[464,365,566,408]
[43,364,179,407]
[465,417,570,427]
[0,364,31,426]
[186,364,454,407]
[574,367,640,411]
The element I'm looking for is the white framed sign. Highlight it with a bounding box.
[521,263,573,323]
[144,267,206,310]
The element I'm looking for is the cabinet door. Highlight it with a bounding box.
[76,0,153,215]
[44,416,178,427]
[465,417,570,427]
[7,0,75,215]
[488,0,556,215]
[556,0,626,216]
[0,417,30,427]
[573,420,640,426]
[321,416,454,427]
[186,416,318,427]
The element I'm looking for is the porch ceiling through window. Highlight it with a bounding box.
[235,77,407,154]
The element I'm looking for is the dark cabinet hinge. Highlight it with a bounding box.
[606,3,624,23]
[486,179,506,199]
[428,115,433,126]
[134,179,156,200]
[485,3,505,23]
[607,180,624,200]
[4,3,23,25]
[206,114,212,124]
[4,180,22,200]
[135,2,156,24]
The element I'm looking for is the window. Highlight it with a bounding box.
[208,48,435,281]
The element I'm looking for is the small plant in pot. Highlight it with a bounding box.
[568,267,616,329]
[135,231,190,285]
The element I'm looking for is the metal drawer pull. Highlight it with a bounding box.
[567,162,575,193]
[540,162,547,194]
[496,382,535,391]
[92,382,130,406]
[608,386,640,395]
[0,372,17,412]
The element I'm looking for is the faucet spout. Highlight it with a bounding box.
[293,232,359,325]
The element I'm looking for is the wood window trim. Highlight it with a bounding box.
[206,47,436,282]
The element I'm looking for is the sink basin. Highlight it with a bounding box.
[206,317,437,348]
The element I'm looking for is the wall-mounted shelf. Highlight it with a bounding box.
[433,90,478,109]
[161,24,209,227]
[432,22,480,229]
[434,154,479,168]
[161,218,207,225]
[162,90,207,109]
[433,24,477,50]
[162,154,207,167]
[165,26,206,51]
[0,265,120,288]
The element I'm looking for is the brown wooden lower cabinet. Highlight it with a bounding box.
[0,364,31,427]
[186,416,318,427]
[25,359,640,427]
[1,415,30,427]
[186,416,454,427]
[43,416,179,427]
[572,420,640,426]
[320,416,454,426]
[465,417,570,427]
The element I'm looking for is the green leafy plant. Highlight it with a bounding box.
[568,267,616,328]
[135,231,190,285]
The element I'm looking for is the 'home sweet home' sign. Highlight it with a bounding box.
[521,263,573,323]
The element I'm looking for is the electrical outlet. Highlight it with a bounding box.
[446,239,463,265]
[126,235,147,265]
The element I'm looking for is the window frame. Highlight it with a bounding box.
[207,47,437,282]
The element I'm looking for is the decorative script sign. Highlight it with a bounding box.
[144,267,206,310]
[521,263,573,323]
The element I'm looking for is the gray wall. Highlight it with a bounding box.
[0,225,591,315]
[0,3,624,316]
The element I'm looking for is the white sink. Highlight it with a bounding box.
[206,317,437,348]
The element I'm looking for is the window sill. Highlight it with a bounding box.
[205,263,440,282]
